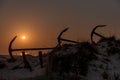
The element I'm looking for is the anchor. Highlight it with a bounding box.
[91,25,107,44]
[57,28,79,46]
[8,36,55,62]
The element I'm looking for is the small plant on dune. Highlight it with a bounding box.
[98,36,116,43]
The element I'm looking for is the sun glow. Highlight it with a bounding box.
[22,36,26,40]
[18,52,29,56]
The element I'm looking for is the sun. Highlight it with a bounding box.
[22,36,26,40]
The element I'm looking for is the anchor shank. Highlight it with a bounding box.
[94,32,106,39]
[60,38,79,43]
[12,47,55,51]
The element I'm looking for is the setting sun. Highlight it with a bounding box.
[22,36,26,40]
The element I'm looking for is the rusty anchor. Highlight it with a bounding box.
[8,36,55,62]
[91,25,107,44]
[57,28,79,46]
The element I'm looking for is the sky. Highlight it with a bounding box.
[0,0,120,54]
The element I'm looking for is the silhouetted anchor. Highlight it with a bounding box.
[91,25,107,44]
[8,36,55,62]
[57,28,79,46]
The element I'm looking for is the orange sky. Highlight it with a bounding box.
[0,0,120,54]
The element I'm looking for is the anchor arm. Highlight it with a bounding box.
[57,28,69,46]
[8,36,17,61]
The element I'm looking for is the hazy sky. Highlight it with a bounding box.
[0,0,120,54]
